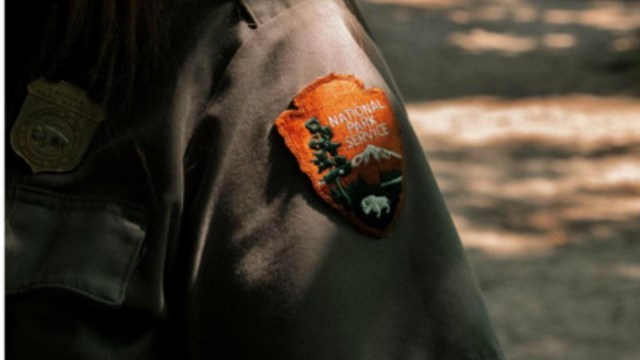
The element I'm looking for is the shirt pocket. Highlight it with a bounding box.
[5,185,148,306]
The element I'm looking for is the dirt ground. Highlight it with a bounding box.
[358,0,640,359]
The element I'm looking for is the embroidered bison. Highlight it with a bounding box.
[361,195,391,218]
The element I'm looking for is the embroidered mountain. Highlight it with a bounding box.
[351,144,402,167]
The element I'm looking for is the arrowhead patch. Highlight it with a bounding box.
[275,73,404,237]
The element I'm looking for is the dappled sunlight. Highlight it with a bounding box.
[512,6,537,23]
[367,0,468,10]
[513,338,573,359]
[447,3,540,24]
[542,33,576,49]
[448,9,471,23]
[452,224,562,256]
[475,4,509,22]
[578,3,640,32]
[406,96,640,257]
[543,9,576,25]
[358,2,640,358]
[448,29,579,54]
[360,0,640,100]
[369,0,640,32]
[408,96,640,145]
[613,265,640,280]
[446,4,640,54]
[367,0,640,55]
[448,29,537,54]
[543,4,640,32]
[612,34,640,52]
[404,95,640,358]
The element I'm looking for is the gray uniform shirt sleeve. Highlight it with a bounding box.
[4,0,503,358]
[181,0,505,358]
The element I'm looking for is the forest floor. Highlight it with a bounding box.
[359,0,640,359]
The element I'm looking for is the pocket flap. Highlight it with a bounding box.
[5,185,148,306]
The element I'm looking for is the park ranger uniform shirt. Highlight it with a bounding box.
[5,0,505,359]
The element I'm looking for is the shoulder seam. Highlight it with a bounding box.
[239,0,314,27]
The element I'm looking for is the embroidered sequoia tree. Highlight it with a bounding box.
[305,117,353,206]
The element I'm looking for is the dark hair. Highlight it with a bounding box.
[8,0,177,112]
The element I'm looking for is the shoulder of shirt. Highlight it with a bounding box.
[238,0,362,27]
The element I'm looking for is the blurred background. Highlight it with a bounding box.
[357,0,640,359]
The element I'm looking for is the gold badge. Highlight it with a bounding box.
[10,78,105,173]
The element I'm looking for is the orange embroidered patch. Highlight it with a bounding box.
[276,73,404,237]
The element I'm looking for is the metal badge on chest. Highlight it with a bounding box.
[10,78,105,173]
